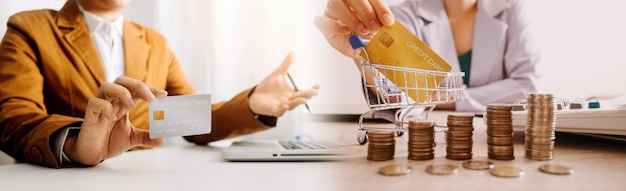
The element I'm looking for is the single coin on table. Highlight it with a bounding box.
[378,164,413,176]
[538,164,573,175]
[489,165,524,178]
[425,164,458,175]
[462,160,494,170]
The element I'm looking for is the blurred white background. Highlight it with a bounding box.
[3,0,625,114]
[1,0,626,164]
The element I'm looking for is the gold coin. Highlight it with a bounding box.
[407,141,434,147]
[486,104,514,111]
[448,112,475,117]
[446,136,473,141]
[447,127,475,132]
[485,113,512,118]
[425,164,458,175]
[447,122,474,127]
[527,93,553,98]
[408,147,434,152]
[488,153,515,160]
[446,147,472,153]
[538,164,573,175]
[408,154,434,160]
[367,134,395,140]
[367,130,395,137]
[367,156,394,161]
[445,152,472,160]
[408,119,435,127]
[462,160,494,170]
[489,166,523,177]
[408,136,435,141]
[378,164,413,176]
[488,145,514,151]
[446,144,473,150]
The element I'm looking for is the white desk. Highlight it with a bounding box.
[1,111,625,191]
[0,144,343,191]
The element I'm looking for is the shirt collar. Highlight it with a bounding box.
[76,2,124,36]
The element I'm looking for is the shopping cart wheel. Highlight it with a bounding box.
[396,131,404,137]
[357,129,368,145]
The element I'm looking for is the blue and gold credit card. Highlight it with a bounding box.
[149,94,212,139]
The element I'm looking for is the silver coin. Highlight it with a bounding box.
[489,165,524,177]
[538,164,573,175]
[425,164,458,175]
[378,164,413,176]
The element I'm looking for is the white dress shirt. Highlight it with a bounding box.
[77,4,126,82]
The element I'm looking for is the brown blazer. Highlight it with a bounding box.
[0,1,274,168]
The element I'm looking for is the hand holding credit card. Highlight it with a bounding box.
[359,19,452,103]
[149,94,212,139]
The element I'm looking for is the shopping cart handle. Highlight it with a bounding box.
[349,35,366,49]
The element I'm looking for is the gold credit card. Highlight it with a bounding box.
[361,19,452,103]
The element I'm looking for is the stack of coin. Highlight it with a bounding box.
[525,93,556,160]
[486,104,515,160]
[407,119,435,160]
[446,113,474,160]
[367,130,396,161]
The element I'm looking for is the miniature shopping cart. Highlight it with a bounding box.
[354,43,465,145]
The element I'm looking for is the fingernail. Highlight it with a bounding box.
[111,112,117,120]
[383,13,394,26]
[356,23,369,35]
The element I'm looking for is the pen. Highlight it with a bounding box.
[286,72,312,114]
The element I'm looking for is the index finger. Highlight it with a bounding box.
[113,76,167,102]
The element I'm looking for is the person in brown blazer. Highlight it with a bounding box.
[0,0,319,168]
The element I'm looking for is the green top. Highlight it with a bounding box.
[458,50,472,85]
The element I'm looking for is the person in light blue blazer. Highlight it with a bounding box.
[315,0,540,117]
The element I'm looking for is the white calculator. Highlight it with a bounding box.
[510,95,626,136]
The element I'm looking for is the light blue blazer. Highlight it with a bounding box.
[391,0,541,112]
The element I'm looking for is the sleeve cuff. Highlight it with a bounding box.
[255,115,277,127]
[248,85,278,127]
[52,126,81,166]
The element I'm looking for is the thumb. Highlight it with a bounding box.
[273,52,295,75]
[131,128,165,148]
